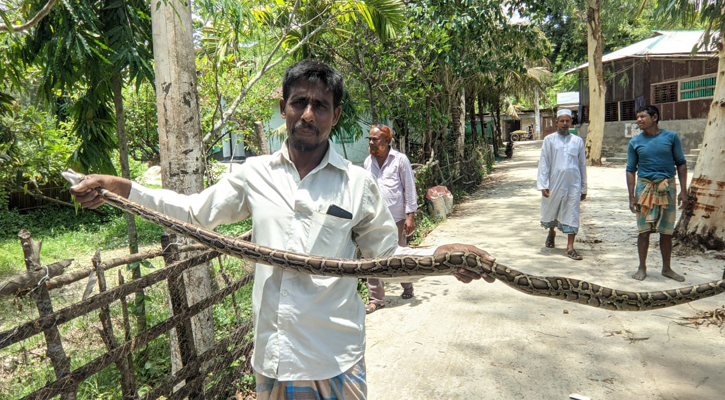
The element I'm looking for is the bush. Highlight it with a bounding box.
[0,105,77,209]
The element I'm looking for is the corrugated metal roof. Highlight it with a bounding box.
[565,31,717,74]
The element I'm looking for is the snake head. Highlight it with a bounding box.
[61,169,86,187]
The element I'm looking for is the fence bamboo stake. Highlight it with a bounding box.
[0,250,221,349]
[162,234,203,399]
[0,259,72,297]
[93,251,137,399]
[18,229,77,400]
[45,244,205,291]
[118,270,138,398]
[15,267,254,400]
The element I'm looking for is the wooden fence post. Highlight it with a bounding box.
[18,229,77,400]
[118,270,137,397]
[92,251,138,399]
[162,234,203,399]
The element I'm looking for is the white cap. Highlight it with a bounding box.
[557,109,572,118]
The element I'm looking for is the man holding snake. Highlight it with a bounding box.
[70,59,494,400]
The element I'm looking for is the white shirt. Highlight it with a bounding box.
[536,133,588,227]
[363,148,418,222]
[129,140,430,380]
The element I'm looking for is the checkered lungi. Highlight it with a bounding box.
[255,357,366,400]
[635,177,676,235]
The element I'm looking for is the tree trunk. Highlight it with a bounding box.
[254,121,270,155]
[674,35,725,251]
[584,0,605,166]
[493,104,502,155]
[424,95,433,159]
[468,91,477,148]
[367,81,378,123]
[150,0,215,380]
[393,118,407,154]
[450,86,465,175]
[111,74,146,333]
[534,88,542,140]
[478,93,487,146]
[359,50,378,123]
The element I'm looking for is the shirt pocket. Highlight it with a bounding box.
[566,144,580,158]
[381,163,400,181]
[307,211,354,258]
[379,165,402,202]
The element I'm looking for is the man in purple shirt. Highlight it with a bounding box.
[363,124,418,313]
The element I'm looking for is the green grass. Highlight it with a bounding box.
[0,206,162,278]
[0,204,256,399]
[0,205,253,279]
[408,213,439,247]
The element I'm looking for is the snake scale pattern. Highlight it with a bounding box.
[63,170,725,312]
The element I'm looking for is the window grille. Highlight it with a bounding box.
[653,82,678,104]
[620,100,636,121]
[605,102,618,122]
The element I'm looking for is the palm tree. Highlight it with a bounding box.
[468,25,552,153]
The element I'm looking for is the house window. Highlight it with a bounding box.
[620,100,636,121]
[653,82,678,104]
[605,102,618,122]
[680,74,717,101]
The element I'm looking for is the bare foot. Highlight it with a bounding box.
[632,269,647,281]
[662,270,685,282]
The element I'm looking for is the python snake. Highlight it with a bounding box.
[62,170,725,312]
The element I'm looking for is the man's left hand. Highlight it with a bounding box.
[581,193,587,201]
[434,244,496,284]
[678,191,689,209]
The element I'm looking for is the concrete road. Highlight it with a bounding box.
[365,140,724,400]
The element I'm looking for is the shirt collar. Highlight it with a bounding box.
[369,146,399,168]
[273,139,348,172]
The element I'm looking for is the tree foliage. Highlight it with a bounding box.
[16,0,153,174]
[4,0,677,202]
[0,103,77,207]
[648,0,725,46]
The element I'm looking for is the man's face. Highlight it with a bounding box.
[636,111,657,131]
[556,115,572,134]
[367,128,389,156]
[280,80,342,152]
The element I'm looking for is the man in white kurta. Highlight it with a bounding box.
[537,109,587,260]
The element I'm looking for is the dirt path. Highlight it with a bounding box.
[365,140,724,400]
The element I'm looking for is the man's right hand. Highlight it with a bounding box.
[541,189,550,198]
[69,174,132,209]
[435,244,496,284]
[628,197,639,214]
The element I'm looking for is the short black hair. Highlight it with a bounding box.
[282,59,344,108]
[636,105,660,122]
